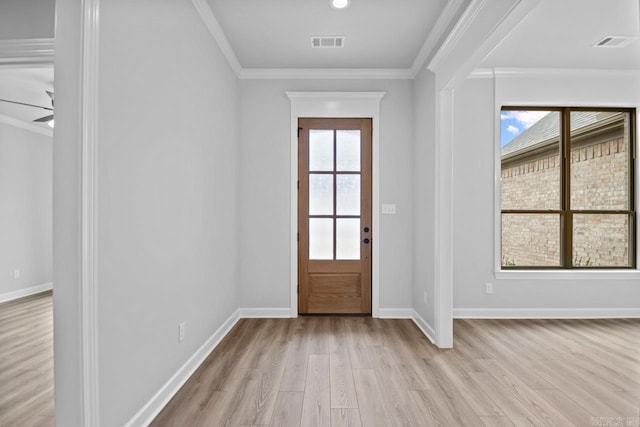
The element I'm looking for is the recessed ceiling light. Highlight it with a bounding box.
[331,0,349,9]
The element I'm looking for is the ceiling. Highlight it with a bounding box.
[481,0,640,69]
[0,67,54,127]
[205,0,449,69]
[1,0,639,126]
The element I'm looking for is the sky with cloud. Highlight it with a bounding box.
[500,110,549,147]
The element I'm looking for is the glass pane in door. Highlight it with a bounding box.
[309,130,334,171]
[309,218,333,259]
[337,130,360,171]
[336,218,360,260]
[336,175,360,215]
[309,174,333,215]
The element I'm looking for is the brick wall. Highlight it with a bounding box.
[501,137,629,267]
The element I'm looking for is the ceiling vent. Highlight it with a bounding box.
[594,36,637,48]
[311,36,345,48]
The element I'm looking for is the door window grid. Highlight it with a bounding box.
[308,129,362,260]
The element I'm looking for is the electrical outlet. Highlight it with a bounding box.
[485,283,493,294]
[13,269,20,280]
[178,322,186,343]
[423,291,428,304]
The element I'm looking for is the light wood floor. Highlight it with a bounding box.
[0,291,54,427]
[2,294,638,426]
[153,316,640,427]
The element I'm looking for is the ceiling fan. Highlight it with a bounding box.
[0,90,55,128]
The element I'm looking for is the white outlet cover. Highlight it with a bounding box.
[381,204,396,215]
[178,322,186,342]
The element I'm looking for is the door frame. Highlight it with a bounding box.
[287,92,385,317]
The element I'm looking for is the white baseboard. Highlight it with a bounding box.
[454,308,640,319]
[411,310,436,344]
[238,307,293,318]
[377,308,413,318]
[0,282,53,304]
[124,309,241,427]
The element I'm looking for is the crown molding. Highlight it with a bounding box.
[0,113,53,137]
[491,67,640,78]
[468,68,495,78]
[192,0,242,76]
[240,68,413,80]
[0,38,55,66]
[428,0,487,73]
[411,0,468,76]
[469,67,640,79]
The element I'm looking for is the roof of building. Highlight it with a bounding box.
[501,111,601,157]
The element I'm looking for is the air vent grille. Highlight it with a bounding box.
[594,36,637,48]
[311,36,345,48]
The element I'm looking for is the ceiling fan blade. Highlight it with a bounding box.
[0,98,53,111]
[33,114,54,123]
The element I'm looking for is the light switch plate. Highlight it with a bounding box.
[382,204,397,214]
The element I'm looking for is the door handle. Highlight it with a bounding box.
[363,238,370,244]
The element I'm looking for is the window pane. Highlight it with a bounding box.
[501,214,561,267]
[336,219,360,260]
[309,174,333,215]
[309,130,333,171]
[501,111,560,210]
[570,111,630,210]
[336,175,360,215]
[337,130,360,171]
[573,214,630,267]
[309,218,333,259]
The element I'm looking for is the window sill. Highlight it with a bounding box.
[494,269,640,280]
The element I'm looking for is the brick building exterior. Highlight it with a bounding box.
[501,112,630,267]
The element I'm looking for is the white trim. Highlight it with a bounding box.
[0,113,54,137]
[411,0,467,76]
[0,38,55,66]
[80,0,101,425]
[492,67,640,78]
[428,0,487,73]
[433,88,454,349]
[454,308,640,319]
[124,309,241,427]
[286,92,385,318]
[239,68,413,80]
[427,0,539,350]
[238,308,293,318]
[494,270,640,280]
[411,310,436,344]
[191,0,242,76]
[377,308,413,319]
[492,72,640,276]
[468,68,495,79]
[0,282,53,304]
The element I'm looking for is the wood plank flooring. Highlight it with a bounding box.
[1,293,638,426]
[0,291,54,427]
[152,317,640,427]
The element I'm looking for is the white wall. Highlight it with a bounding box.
[412,67,437,327]
[94,0,240,425]
[0,122,51,297]
[452,72,640,313]
[0,0,54,40]
[238,79,414,311]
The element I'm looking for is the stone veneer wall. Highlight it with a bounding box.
[501,137,629,266]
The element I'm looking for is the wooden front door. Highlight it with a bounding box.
[298,118,372,314]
